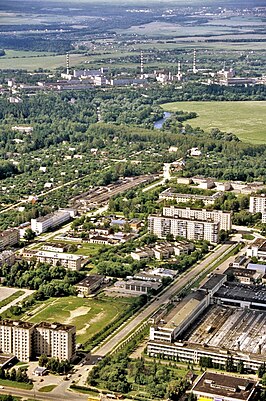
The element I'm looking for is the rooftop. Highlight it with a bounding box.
[192,371,257,401]
[166,290,206,329]
[76,275,104,288]
[35,322,75,331]
[36,251,81,261]
[201,274,226,291]
[0,320,34,329]
[215,282,266,304]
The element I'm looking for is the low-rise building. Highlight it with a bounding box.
[159,188,222,206]
[114,279,162,294]
[191,372,258,401]
[75,275,104,296]
[41,243,67,253]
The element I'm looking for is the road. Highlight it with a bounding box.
[0,288,34,315]
[91,242,233,357]
[0,242,236,401]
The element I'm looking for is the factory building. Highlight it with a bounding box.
[31,210,71,235]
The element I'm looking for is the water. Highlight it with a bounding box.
[154,112,172,129]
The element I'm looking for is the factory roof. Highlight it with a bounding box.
[201,274,226,291]
[166,290,205,329]
[215,282,266,304]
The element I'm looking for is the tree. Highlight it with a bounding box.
[23,228,36,241]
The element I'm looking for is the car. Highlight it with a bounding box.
[0,386,4,389]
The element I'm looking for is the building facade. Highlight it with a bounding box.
[249,194,266,214]
[148,215,220,243]
[0,229,19,250]
[0,320,76,362]
[34,251,82,270]
[31,210,71,235]
[162,206,232,231]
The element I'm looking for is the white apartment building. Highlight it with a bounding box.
[0,320,76,362]
[163,206,232,231]
[35,251,82,270]
[0,320,34,362]
[148,215,220,243]
[0,229,19,250]
[31,210,71,235]
[249,194,266,213]
[35,322,76,361]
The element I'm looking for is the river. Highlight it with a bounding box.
[154,111,172,129]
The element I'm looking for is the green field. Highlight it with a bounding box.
[28,296,135,344]
[162,101,266,144]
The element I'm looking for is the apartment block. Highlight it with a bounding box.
[0,250,15,266]
[159,188,222,205]
[35,322,76,361]
[0,229,19,250]
[0,320,76,362]
[34,251,82,270]
[0,320,34,362]
[31,210,71,235]
[163,206,232,231]
[148,215,220,243]
[249,194,266,213]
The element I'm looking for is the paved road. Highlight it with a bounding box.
[93,242,234,357]
[0,288,34,315]
[0,385,88,401]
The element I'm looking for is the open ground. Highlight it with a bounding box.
[162,100,266,144]
[27,295,135,344]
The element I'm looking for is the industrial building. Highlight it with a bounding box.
[0,320,76,362]
[191,372,258,401]
[147,274,266,370]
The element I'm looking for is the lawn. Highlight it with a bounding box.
[0,378,33,390]
[162,101,266,144]
[28,295,135,344]
[38,384,57,392]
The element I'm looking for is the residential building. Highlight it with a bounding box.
[159,188,222,205]
[0,250,15,266]
[249,194,266,213]
[34,251,82,270]
[0,320,76,362]
[31,210,71,235]
[163,206,232,231]
[0,229,19,250]
[246,238,266,260]
[191,372,258,401]
[0,320,34,362]
[148,215,220,243]
[35,322,76,361]
[41,243,67,253]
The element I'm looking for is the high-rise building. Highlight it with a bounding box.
[249,194,266,213]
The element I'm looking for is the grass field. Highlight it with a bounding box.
[162,101,266,144]
[28,295,135,344]
[0,378,33,390]
[38,384,57,392]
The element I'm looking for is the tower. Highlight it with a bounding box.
[66,52,70,75]
[193,49,198,74]
[177,61,182,81]
[140,51,144,78]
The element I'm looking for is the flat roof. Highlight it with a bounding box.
[76,275,104,288]
[215,282,266,304]
[192,371,257,401]
[36,251,81,261]
[0,320,34,329]
[35,322,75,331]
[201,274,226,291]
[166,290,205,329]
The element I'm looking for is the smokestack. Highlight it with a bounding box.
[66,53,70,75]
[193,49,197,74]
[140,51,144,78]
[177,61,182,81]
